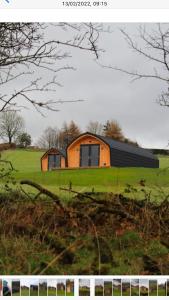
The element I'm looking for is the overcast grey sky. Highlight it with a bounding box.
[12,23,169,149]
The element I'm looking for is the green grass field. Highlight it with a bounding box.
[1,149,169,199]
[48,288,56,296]
[30,289,38,296]
[57,290,65,296]
[66,291,74,296]
[21,288,29,296]
[30,290,38,296]
[122,289,130,296]
[12,291,20,296]
[158,288,166,296]
[113,288,121,296]
[95,287,103,296]
[149,290,157,296]
[79,288,90,296]
[131,287,139,296]
[39,289,47,296]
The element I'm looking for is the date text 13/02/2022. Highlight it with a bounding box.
[62,1,108,7]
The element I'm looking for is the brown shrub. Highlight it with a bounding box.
[0,143,16,151]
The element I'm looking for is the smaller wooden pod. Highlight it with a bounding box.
[41,148,66,171]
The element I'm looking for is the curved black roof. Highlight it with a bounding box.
[96,134,158,160]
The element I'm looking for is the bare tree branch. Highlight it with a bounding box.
[0,22,105,113]
[101,24,169,107]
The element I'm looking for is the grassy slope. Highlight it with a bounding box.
[158,288,167,296]
[2,149,43,172]
[2,149,169,195]
[39,290,47,296]
[21,288,29,296]
[48,289,56,296]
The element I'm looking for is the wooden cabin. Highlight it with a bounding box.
[66,132,159,168]
[41,148,66,171]
[41,132,159,171]
[67,132,110,168]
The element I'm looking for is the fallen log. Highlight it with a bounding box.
[20,180,64,210]
[60,187,97,201]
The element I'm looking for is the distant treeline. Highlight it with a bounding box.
[147,149,169,155]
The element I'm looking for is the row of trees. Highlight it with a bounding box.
[0,111,138,149]
[38,119,138,150]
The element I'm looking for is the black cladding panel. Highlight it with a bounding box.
[110,148,159,168]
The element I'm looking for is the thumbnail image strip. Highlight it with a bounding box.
[57,279,66,296]
[30,278,39,296]
[0,279,2,296]
[95,279,104,296]
[167,279,169,296]
[47,279,57,296]
[104,280,113,296]
[79,279,90,296]
[66,279,74,296]
[39,279,47,296]
[113,279,121,296]
[131,279,139,296]
[12,279,20,296]
[122,279,130,296]
[158,278,167,296]
[20,278,30,296]
[149,279,157,296]
[139,279,149,296]
[3,279,12,296]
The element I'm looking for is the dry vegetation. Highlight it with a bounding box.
[0,184,168,275]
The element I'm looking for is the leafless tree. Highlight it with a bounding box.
[104,24,169,107]
[0,22,105,114]
[0,111,24,144]
[38,127,59,149]
[86,121,103,135]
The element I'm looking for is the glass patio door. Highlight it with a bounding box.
[80,144,100,167]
